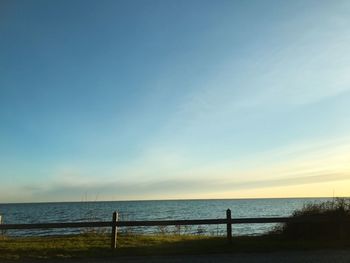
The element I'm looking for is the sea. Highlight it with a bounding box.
[0,198,332,237]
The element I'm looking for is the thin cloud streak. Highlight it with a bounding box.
[21,171,350,201]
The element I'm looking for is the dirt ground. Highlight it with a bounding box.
[8,250,350,263]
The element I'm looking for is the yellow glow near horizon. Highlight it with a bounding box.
[135,179,350,201]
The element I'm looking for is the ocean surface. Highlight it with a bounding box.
[0,198,332,237]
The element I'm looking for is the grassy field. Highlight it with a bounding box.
[1,233,350,261]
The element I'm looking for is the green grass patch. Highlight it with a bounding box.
[0,234,221,261]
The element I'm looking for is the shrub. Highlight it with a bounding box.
[277,198,350,240]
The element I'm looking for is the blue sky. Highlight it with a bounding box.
[1,0,350,202]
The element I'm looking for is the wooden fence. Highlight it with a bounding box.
[0,209,341,248]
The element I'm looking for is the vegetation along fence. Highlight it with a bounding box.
[0,209,345,248]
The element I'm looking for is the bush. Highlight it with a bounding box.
[277,198,350,240]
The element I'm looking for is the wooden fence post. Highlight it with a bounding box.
[0,214,3,235]
[111,211,118,249]
[226,209,232,243]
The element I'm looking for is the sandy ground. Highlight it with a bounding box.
[11,250,350,263]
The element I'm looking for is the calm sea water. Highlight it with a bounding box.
[0,198,331,236]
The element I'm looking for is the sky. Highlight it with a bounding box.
[1,0,350,203]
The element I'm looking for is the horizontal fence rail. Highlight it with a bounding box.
[0,221,112,230]
[0,218,292,230]
[1,209,349,248]
[1,217,347,230]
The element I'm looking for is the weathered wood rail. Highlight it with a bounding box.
[0,209,347,249]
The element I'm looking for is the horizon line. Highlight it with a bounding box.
[1,195,346,205]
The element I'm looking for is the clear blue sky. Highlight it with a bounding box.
[1,0,350,202]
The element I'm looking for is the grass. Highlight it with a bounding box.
[1,233,350,261]
[0,234,222,260]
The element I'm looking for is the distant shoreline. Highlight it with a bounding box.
[0,196,341,205]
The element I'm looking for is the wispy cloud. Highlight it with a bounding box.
[18,170,349,202]
[168,7,350,134]
[7,136,349,202]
